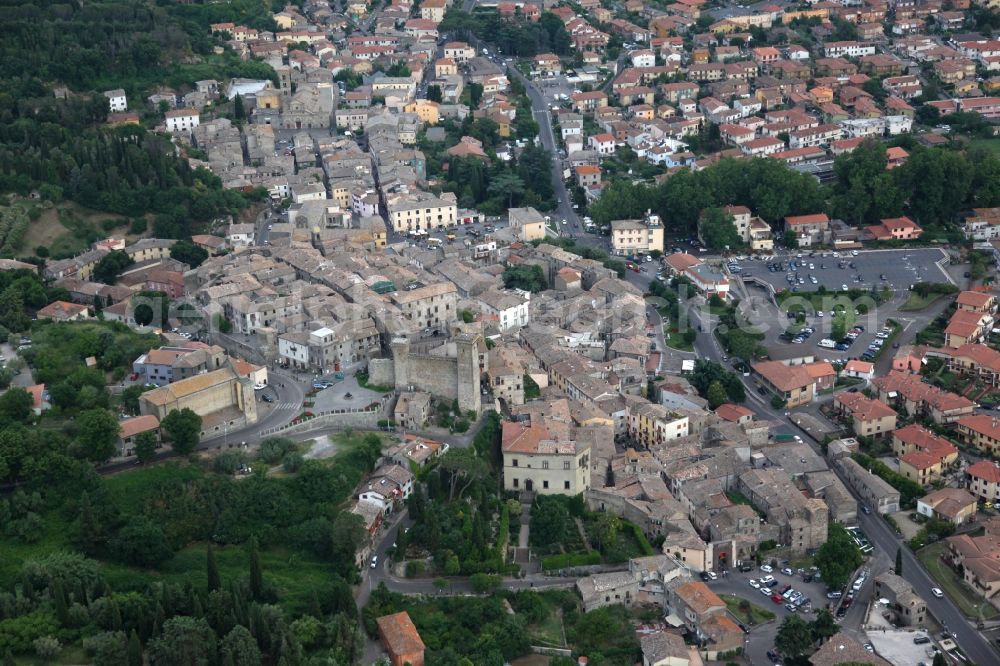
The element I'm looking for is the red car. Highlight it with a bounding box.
[771,593,784,604]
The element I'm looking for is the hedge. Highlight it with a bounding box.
[541,551,601,571]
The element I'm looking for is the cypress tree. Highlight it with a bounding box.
[207,545,221,593]
[152,602,165,637]
[127,629,142,666]
[895,547,903,576]
[52,580,69,626]
[249,537,263,600]
[111,598,123,632]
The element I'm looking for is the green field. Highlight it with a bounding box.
[900,291,948,311]
[970,137,1000,155]
[721,594,776,625]
[917,542,1000,621]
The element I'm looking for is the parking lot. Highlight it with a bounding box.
[735,248,951,295]
[707,562,840,618]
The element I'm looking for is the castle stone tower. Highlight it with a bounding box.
[454,332,482,414]
[390,337,410,389]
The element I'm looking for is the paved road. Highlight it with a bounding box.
[625,257,999,662]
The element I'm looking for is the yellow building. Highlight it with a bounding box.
[404,99,440,125]
[509,207,547,242]
[899,452,943,486]
[502,421,590,495]
[611,212,664,256]
[139,365,258,437]
[752,361,815,408]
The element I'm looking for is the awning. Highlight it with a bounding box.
[664,613,685,627]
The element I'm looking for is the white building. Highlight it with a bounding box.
[165,108,200,133]
[278,332,311,370]
[479,288,531,332]
[104,89,127,112]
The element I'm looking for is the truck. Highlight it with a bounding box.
[772,433,800,443]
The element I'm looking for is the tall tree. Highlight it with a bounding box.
[248,537,263,601]
[706,381,728,410]
[134,431,157,464]
[207,545,221,593]
[814,523,863,590]
[439,448,489,500]
[162,408,202,456]
[775,614,814,658]
[127,630,142,666]
[76,409,121,462]
[810,609,837,644]
[895,547,903,576]
[698,207,742,250]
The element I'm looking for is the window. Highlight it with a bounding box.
[564,480,571,490]
[564,460,571,470]
[512,459,518,467]
[512,478,519,488]
[542,460,549,470]
[543,480,549,489]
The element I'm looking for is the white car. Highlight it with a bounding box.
[841,284,849,291]
[749,579,761,589]
[852,250,859,256]
[706,570,718,580]
[761,575,775,584]
[760,564,773,573]
[931,587,944,598]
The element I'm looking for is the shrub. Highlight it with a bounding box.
[212,451,247,475]
[541,551,601,571]
[33,635,61,659]
[282,452,304,473]
[405,561,425,578]
[259,437,294,464]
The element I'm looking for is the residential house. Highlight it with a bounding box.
[867,216,923,241]
[834,392,897,438]
[752,360,815,407]
[376,612,425,666]
[117,415,160,458]
[967,460,1000,502]
[917,488,977,525]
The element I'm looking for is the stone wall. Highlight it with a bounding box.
[405,354,462,401]
[368,358,395,387]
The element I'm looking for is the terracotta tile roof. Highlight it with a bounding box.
[968,459,1000,484]
[874,372,975,413]
[893,424,957,461]
[958,414,1000,440]
[921,488,976,519]
[836,392,896,421]
[376,612,425,657]
[664,252,701,272]
[957,290,994,308]
[844,360,874,374]
[900,451,938,471]
[752,360,812,392]
[715,403,753,422]
[784,213,830,226]
[946,309,987,338]
[674,581,724,615]
[119,415,160,439]
[804,362,836,379]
